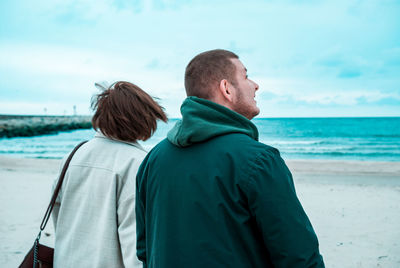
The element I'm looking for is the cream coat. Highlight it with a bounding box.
[52,133,146,268]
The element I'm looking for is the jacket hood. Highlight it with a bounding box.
[167,96,259,147]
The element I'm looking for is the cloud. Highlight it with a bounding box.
[255,76,400,106]
[0,100,91,115]
[0,42,185,110]
[318,58,345,68]
[376,97,400,106]
[258,91,278,100]
[337,69,362,78]
[1,0,399,116]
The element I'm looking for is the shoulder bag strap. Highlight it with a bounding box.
[39,140,88,231]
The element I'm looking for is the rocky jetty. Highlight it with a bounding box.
[0,115,92,138]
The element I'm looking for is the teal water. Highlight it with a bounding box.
[1,117,399,161]
[256,117,400,161]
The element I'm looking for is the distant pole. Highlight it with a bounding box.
[73,105,77,116]
[44,107,47,115]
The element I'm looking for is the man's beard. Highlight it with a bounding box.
[232,90,259,120]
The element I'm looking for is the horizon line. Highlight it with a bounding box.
[1,114,400,119]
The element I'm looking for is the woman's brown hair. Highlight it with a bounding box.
[91,81,167,142]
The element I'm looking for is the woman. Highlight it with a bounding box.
[52,81,167,267]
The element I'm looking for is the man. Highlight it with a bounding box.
[136,49,325,267]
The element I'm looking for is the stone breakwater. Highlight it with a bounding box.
[0,115,92,138]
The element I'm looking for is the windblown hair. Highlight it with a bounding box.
[91,81,167,142]
[184,49,239,99]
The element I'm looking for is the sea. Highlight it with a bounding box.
[1,117,399,161]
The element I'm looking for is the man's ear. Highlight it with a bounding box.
[218,79,234,103]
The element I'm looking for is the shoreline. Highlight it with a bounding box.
[286,159,400,176]
[1,155,399,177]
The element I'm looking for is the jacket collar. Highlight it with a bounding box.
[167,96,259,147]
[94,132,147,153]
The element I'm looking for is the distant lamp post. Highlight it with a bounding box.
[73,105,77,116]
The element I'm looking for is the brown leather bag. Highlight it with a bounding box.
[18,243,53,268]
[19,141,87,268]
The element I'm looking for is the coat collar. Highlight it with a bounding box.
[94,132,147,153]
[167,96,259,147]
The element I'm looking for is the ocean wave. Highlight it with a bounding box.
[2,118,400,161]
[372,134,400,138]
[261,140,330,145]
[282,151,400,160]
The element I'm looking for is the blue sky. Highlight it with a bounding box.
[0,0,399,117]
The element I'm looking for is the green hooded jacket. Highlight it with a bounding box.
[136,97,324,268]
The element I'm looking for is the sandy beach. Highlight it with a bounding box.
[1,156,399,267]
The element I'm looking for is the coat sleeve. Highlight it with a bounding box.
[245,149,325,267]
[52,181,60,231]
[135,159,148,267]
[51,157,67,231]
[117,195,141,267]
